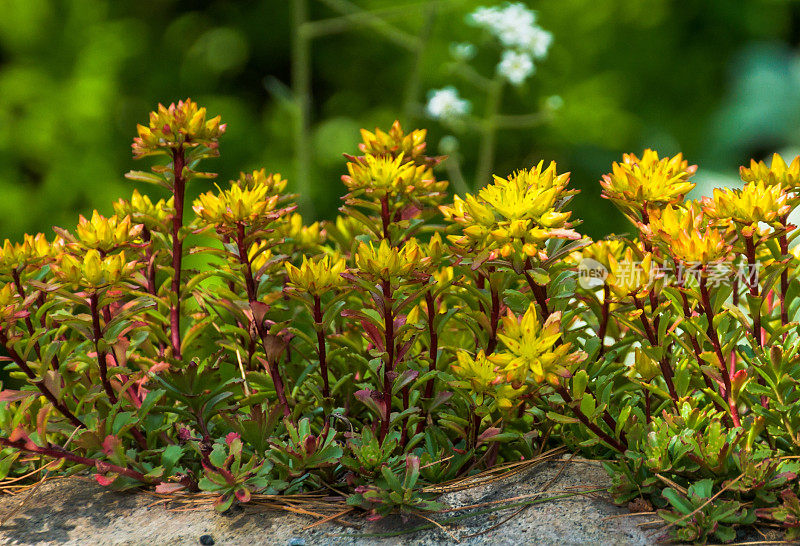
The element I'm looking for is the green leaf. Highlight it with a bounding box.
[161,444,184,474]
[662,488,693,514]
[572,370,588,399]
[209,444,227,468]
[112,412,136,435]
[125,170,168,187]
[580,394,596,417]
[546,411,580,424]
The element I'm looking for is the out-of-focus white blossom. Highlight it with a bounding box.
[497,50,535,85]
[449,42,477,62]
[522,27,552,59]
[468,6,505,29]
[426,87,471,120]
[467,3,553,59]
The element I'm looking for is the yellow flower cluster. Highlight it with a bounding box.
[572,239,625,270]
[285,254,347,297]
[193,183,279,227]
[75,211,142,252]
[56,250,134,289]
[132,99,225,158]
[495,304,582,385]
[600,149,696,213]
[114,190,174,229]
[702,180,791,231]
[0,233,58,271]
[358,121,430,167]
[451,349,524,410]
[281,214,325,250]
[740,153,800,190]
[646,203,730,264]
[354,239,431,282]
[342,122,447,207]
[235,169,288,195]
[342,153,431,200]
[247,240,275,277]
[441,161,579,261]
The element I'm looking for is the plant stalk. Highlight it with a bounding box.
[699,276,740,427]
[380,278,395,442]
[0,436,154,484]
[313,295,331,399]
[169,146,186,361]
[0,329,84,429]
[556,385,626,454]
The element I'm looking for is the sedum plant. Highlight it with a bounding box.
[2,100,800,543]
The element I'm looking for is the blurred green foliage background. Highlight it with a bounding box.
[2,0,800,241]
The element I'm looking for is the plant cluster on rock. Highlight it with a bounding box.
[1,100,800,543]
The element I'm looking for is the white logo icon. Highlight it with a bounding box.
[577,258,608,289]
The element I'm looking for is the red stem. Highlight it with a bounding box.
[11,269,56,370]
[633,296,678,403]
[779,214,790,328]
[0,329,84,429]
[485,278,500,355]
[169,146,186,361]
[312,296,330,399]
[90,294,148,449]
[597,286,610,358]
[90,293,117,405]
[744,236,762,346]
[234,223,291,417]
[699,276,740,427]
[140,226,165,356]
[556,385,626,453]
[0,436,154,484]
[524,271,551,320]
[380,279,395,443]
[423,290,438,400]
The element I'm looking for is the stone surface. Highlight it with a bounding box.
[0,458,661,545]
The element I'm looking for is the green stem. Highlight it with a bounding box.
[315,0,421,50]
[291,0,314,216]
[402,0,438,121]
[475,78,504,187]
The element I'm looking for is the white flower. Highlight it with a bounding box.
[496,20,536,49]
[495,3,537,44]
[499,3,536,28]
[469,3,537,44]
[522,27,553,59]
[468,3,552,59]
[426,87,471,120]
[497,50,535,85]
[468,6,504,30]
